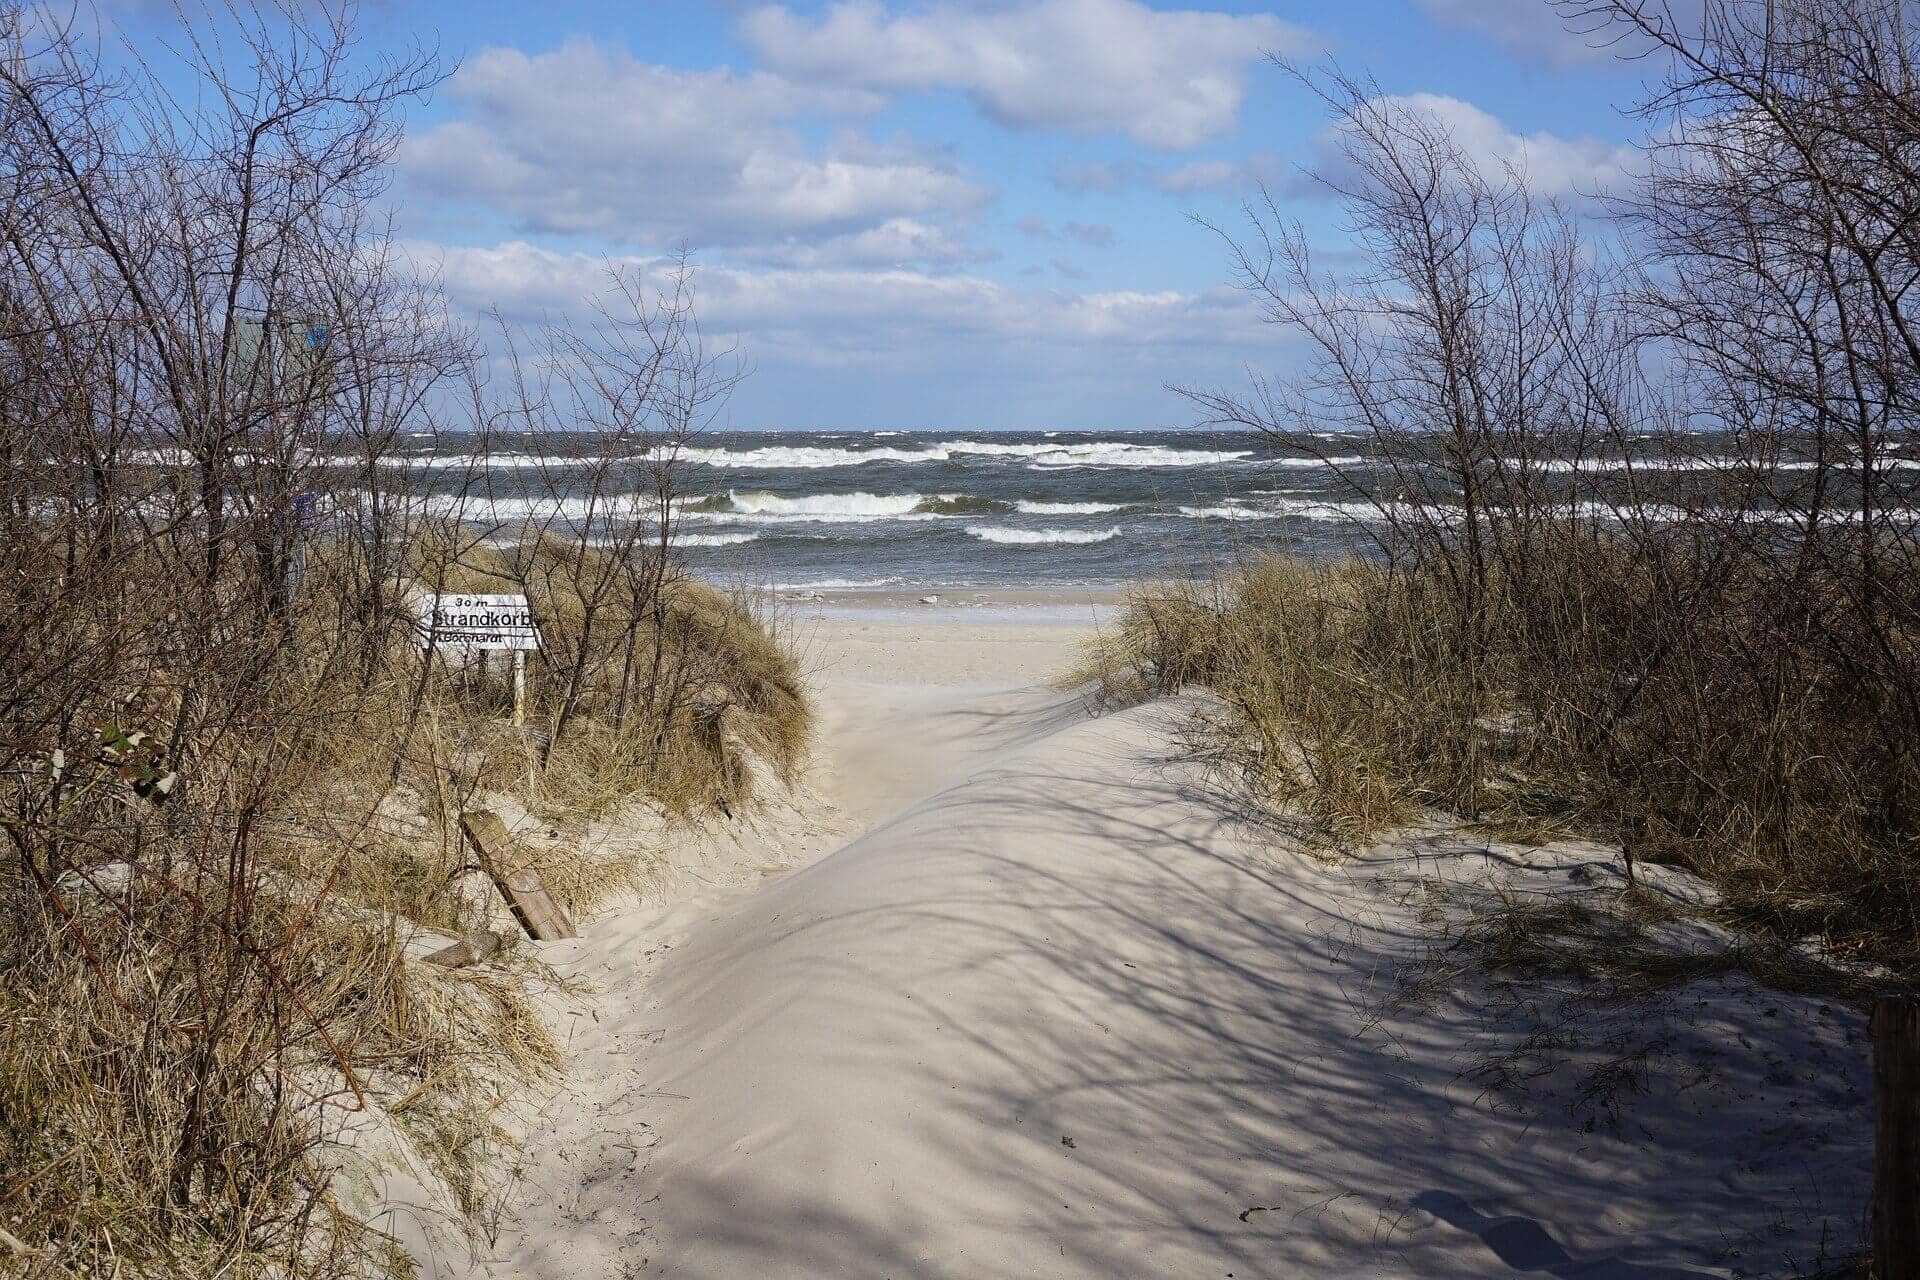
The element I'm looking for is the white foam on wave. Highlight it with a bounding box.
[1526,456,1737,474]
[386,452,619,470]
[1014,499,1125,514]
[944,440,1252,467]
[676,439,1255,470]
[1499,454,1920,474]
[684,445,946,468]
[131,446,314,467]
[684,490,966,522]
[1178,504,1286,520]
[428,493,644,523]
[774,576,905,590]
[967,526,1122,545]
[1192,496,1400,522]
[725,490,925,517]
[677,531,760,547]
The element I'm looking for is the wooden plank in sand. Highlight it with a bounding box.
[459,809,576,941]
[1875,993,1920,1280]
[421,930,505,969]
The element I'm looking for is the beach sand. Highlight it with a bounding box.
[404,606,1869,1280]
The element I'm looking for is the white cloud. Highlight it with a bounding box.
[402,41,989,252]
[414,239,1268,367]
[741,0,1308,149]
[1318,94,1638,199]
[732,218,995,269]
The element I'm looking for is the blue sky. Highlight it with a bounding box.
[121,0,1657,429]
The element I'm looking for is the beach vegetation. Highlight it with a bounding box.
[0,5,805,1275]
[1089,0,1920,975]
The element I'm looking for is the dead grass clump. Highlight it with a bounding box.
[1426,891,1871,1007]
[1081,557,1499,843]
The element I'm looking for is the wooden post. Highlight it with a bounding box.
[1875,994,1920,1280]
[512,650,526,726]
[458,809,575,941]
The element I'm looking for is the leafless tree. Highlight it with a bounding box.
[1185,18,1920,944]
[1566,0,1920,849]
[0,2,466,1267]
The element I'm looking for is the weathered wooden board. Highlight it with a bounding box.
[459,810,576,941]
[421,930,505,969]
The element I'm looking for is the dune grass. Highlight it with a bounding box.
[0,521,809,1277]
[1079,546,1920,975]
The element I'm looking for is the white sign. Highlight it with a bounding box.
[417,593,541,651]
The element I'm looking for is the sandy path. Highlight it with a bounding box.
[453,614,1867,1280]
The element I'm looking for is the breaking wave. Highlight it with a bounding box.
[1014,500,1126,514]
[683,445,943,468]
[967,526,1123,545]
[675,440,1255,470]
[681,490,1014,520]
[676,531,760,547]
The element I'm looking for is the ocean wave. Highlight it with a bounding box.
[682,490,1010,521]
[677,531,759,547]
[1174,496,1389,521]
[775,576,905,590]
[919,493,1011,515]
[428,493,656,523]
[1177,504,1287,520]
[1014,500,1125,514]
[945,440,1252,467]
[1495,454,1920,474]
[1524,456,1741,474]
[381,444,1308,472]
[674,439,1255,470]
[1188,497,1398,522]
[707,490,923,517]
[967,526,1122,545]
[319,451,646,471]
[384,453,562,470]
[683,445,946,468]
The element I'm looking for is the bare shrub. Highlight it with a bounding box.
[0,5,808,1274]
[1135,33,1920,970]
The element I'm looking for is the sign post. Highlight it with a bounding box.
[415,593,542,727]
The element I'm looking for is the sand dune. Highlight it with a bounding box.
[443,615,1867,1280]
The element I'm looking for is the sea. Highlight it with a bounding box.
[394,428,1380,591]
[370,426,1920,592]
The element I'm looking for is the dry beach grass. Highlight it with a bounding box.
[1074,551,1920,978]
[0,525,809,1277]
